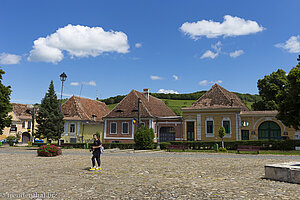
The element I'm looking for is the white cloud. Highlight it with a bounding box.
[211,41,222,52]
[229,50,244,58]
[135,43,142,48]
[180,15,264,39]
[0,53,21,64]
[70,82,79,86]
[150,75,163,80]
[28,24,130,63]
[200,50,218,59]
[275,35,300,53]
[199,80,222,86]
[173,74,179,81]
[82,80,96,86]
[157,89,179,94]
[199,80,208,86]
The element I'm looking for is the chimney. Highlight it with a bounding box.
[143,88,149,101]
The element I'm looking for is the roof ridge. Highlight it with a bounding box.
[214,84,232,102]
[133,90,153,117]
[73,96,85,120]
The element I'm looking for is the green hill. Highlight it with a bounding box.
[100,91,261,116]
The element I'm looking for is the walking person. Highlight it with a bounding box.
[89,134,102,171]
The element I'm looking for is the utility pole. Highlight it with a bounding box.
[137,98,141,127]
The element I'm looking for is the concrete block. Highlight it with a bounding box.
[265,162,300,184]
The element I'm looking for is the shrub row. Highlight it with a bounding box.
[161,140,300,151]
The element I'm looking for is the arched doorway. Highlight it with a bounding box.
[159,127,175,142]
[22,132,30,143]
[258,121,281,140]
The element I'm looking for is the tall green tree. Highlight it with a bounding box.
[36,81,64,141]
[277,64,300,130]
[252,69,287,110]
[0,68,12,134]
[218,126,225,148]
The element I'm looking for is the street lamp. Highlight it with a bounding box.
[59,72,67,145]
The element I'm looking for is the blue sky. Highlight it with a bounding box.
[1,0,300,104]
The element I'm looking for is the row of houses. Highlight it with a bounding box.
[2,84,300,144]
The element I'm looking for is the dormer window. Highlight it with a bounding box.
[92,114,97,121]
[116,109,123,113]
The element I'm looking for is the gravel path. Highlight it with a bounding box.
[0,147,299,199]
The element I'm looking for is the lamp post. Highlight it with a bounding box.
[59,72,67,145]
[26,105,37,144]
[137,98,141,127]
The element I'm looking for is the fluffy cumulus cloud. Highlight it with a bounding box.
[275,35,300,53]
[229,50,244,58]
[0,53,21,64]
[157,89,179,94]
[199,80,222,86]
[173,74,179,81]
[135,43,142,48]
[150,75,163,80]
[180,15,264,39]
[28,24,130,63]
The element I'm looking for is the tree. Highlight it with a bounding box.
[36,81,64,141]
[0,68,12,134]
[134,126,155,150]
[252,69,287,111]
[277,64,300,130]
[218,126,225,148]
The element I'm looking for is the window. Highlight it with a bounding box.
[122,122,129,134]
[22,121,26,128]
[110,122,117,134]
[206,120,214,135]
[140,122,145,127]
[10,125,17,132]
[242,121,249,127]
[69,124,75,133]
[27,121,31,129]
[223,120,231,134]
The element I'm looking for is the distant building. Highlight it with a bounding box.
[62,96,110,143]
[182,84,300,141]
[103,89,183,143]
[1,103,36,143]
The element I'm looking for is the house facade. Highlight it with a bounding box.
[61,96,110,143]
[182,84,300,141]
[1,103,36,144]
[103,89,183,143]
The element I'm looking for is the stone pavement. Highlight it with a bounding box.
[0,147,299,199]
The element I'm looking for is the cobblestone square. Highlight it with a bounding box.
[0,147,299,199]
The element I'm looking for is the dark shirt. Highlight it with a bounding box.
[93,139,101,152]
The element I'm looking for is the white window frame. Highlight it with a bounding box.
[295,132,300,140]
[205,117,214,137]
[110,122,117,134]
[122,122,129,134]
[222,117,231,138]
[69,123,76,133]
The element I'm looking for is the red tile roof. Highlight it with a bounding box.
[104,90,176,118]
[62,96,110,122]
[12,103,32,120]
[183,84,249,111]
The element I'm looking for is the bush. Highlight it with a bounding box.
[37,144,62,157]
[159,142,171,150]
[6,136,18,146]
[134,126,155,150]
[219,147,227,152]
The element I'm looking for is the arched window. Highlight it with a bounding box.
[258,121,281,140]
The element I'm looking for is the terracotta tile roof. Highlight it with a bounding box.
[12,103,32,120]
[241,110,278,115]
[183,84,249,111]
[104,90,177,118]
[62,96,110,122]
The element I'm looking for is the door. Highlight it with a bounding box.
[186,121,195,141]
[241,130,249,140]
[159,127,175,142]
[22,132,30,143]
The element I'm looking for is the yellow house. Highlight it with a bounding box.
[182,84,300,141]
[61,96,110,143]
[1,103,37,143]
